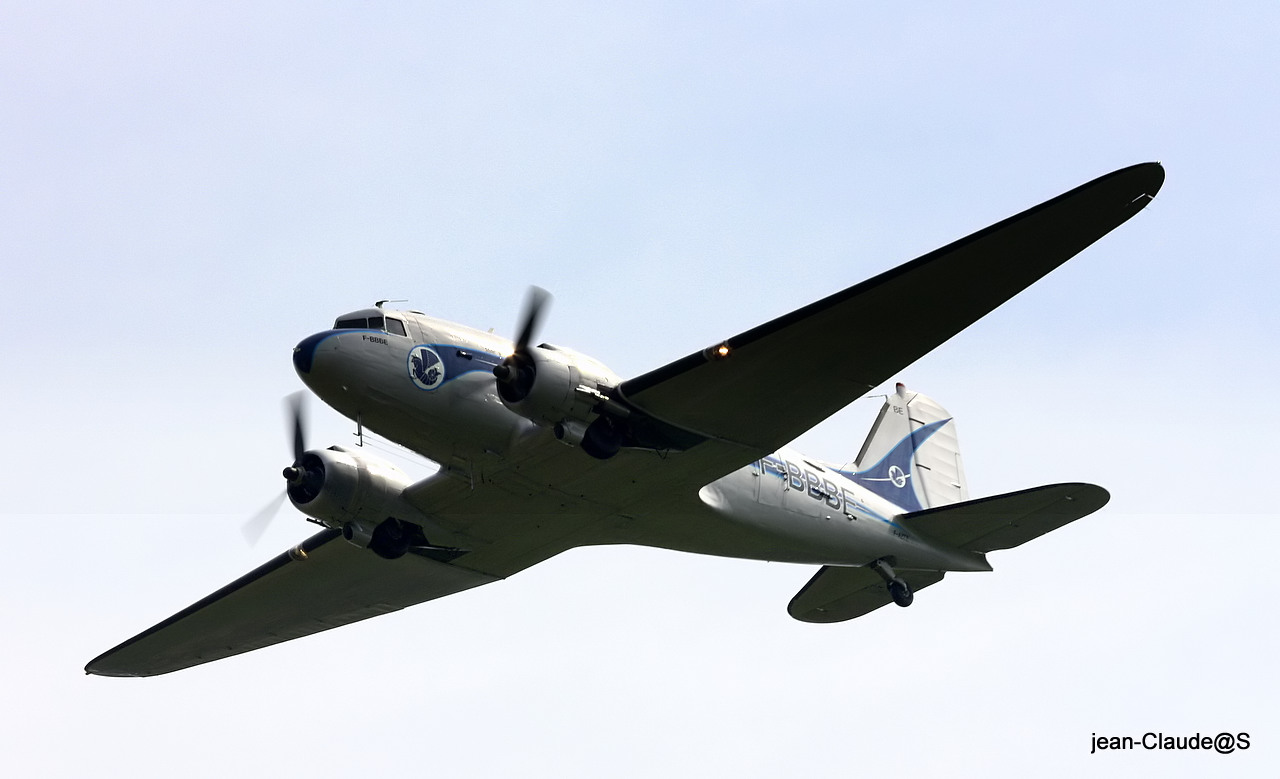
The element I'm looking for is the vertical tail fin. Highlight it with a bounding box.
[840,384,968,511]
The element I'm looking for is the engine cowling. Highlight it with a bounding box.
[285,446,423,557]
[497,344,620,432]
[286,445,408,522]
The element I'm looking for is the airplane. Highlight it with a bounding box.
[86,162,1164,677]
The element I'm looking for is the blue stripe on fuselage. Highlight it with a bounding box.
[759,453,906,530]
[414,343,504,387]
[292,329,505,387]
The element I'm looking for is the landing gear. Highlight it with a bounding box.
[870,558,914,608]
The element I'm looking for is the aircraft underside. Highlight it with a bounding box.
[86,162,1160,676]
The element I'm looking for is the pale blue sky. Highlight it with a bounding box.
[3,3,1277,776]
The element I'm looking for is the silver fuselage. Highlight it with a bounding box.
[294,309,989,574]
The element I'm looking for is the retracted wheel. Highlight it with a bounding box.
[370,518,412,560]
[888,578,913,608]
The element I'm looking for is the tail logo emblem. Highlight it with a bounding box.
[888,465,909,488]
[408,346,445,390]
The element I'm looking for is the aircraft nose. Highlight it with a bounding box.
[292,331,334,375]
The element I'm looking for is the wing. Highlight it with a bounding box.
[85,529,498,677]
[406,164,1161,533]
[788,566,946,623]
[614,163,1164,461]
[88,468,621,677]
[900,482,1109,553]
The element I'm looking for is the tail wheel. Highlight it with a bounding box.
[888,578,914,608]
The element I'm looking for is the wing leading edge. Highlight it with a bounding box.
[85,530,499,677]
[616,163,1164,457]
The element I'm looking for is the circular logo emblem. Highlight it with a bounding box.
[408,346,445,390]
[888,465,908,488]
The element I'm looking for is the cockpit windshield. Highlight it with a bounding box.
[333,316,407,337]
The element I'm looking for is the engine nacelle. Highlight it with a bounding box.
[286,446,412,530]
[499,344,620,430]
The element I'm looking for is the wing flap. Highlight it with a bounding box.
[85,530,499,677]
[617,163,1164,454]
[788,566,945,623]
[900,482,1109,553]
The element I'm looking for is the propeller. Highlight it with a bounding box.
[282,391,308,484]
[240,491,286,546]
[493,286,551,403]
[240,392,313,545]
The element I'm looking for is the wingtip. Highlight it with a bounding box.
[1144,159,1166,189]
[83,659,120,678]
[1107,161,1165,210]
[84,661,151,678]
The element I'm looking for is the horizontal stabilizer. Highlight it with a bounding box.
[788,566,945,623]
[85,530,499,677]
[900,483,1109,553]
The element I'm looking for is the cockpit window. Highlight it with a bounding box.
[333,315,409,336]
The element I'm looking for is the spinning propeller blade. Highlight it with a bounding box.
[514,285,550,354]
[494,287,552,400]
[287,390,307,466]
[240,392,311,546]
[241,492,287,546]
